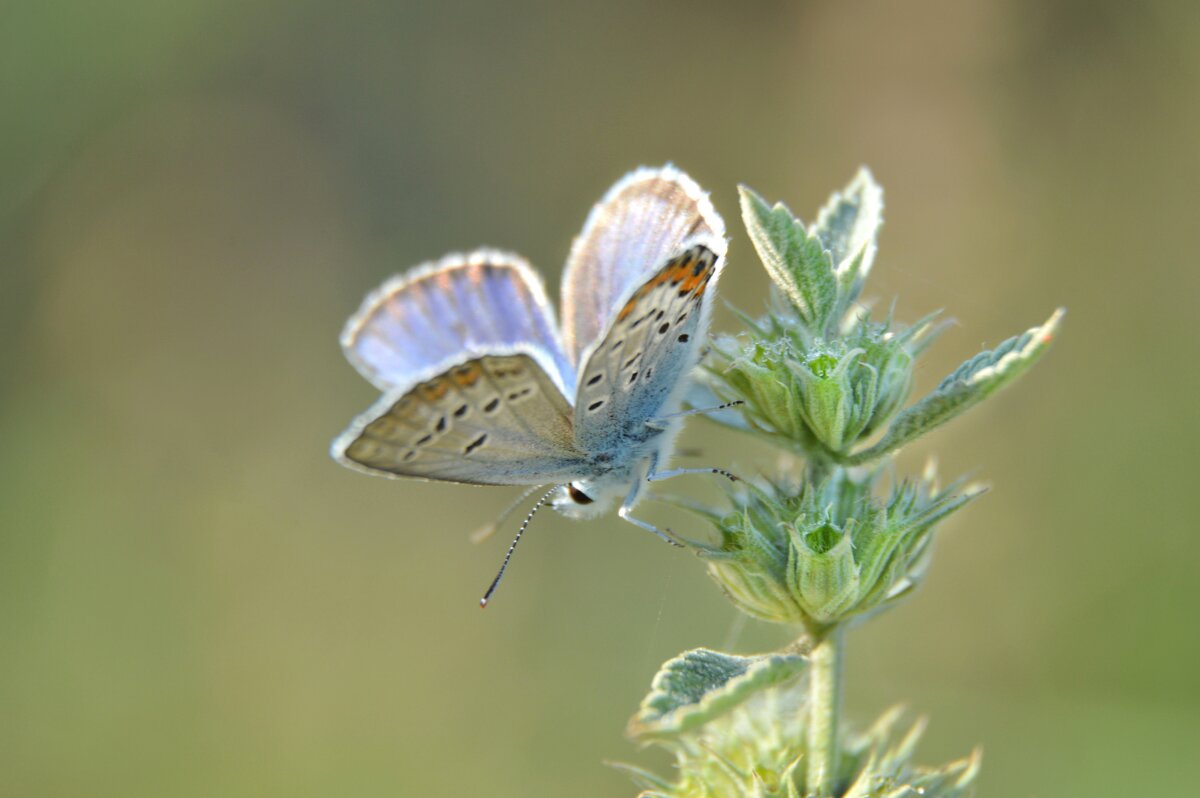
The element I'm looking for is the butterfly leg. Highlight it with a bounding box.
[618,506,685,547]
[617,477,684,547]
[646,466,741,484]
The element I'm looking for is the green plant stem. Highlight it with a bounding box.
[806,626,844,796]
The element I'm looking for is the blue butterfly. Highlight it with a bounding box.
[331,166,730,603]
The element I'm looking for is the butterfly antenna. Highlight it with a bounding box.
[479,485,560,608]
[469,485,541,544]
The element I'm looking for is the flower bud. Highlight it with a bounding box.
[709,314,934,460]
[693,466,981,632]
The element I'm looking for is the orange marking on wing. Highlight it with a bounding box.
[679,273,704,293]
[617,253,712,321]
[679,258,716,293]
[452,365,481,387]
[419,379,450,401]
[650,263,679,288]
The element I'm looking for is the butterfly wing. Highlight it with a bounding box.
[341,250,574,394]
[560,165,726,368]
[333,353,588,485]
[334,252,587,485]
[573,244,724,452]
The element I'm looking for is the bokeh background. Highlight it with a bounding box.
[2,1,1197,795]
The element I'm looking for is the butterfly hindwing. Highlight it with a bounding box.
[573,244,722,452]
[333,354,587,486]
[560,166,726,367]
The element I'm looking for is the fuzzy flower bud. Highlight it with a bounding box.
[688,465,981,633]
[711,313,935,459]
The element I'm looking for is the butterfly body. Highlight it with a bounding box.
[333,166,726,537]
[544,415,684,520]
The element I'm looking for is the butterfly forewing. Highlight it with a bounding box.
[342,252,573,393]
[560,166,726,367]
[334,354,588,485]
[573,244,721,452]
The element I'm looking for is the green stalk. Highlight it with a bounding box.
[806,626,844,796]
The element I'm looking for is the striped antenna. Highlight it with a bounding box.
[479,486,560,608]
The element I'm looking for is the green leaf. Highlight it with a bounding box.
[813,167,884,310]
[850,308,1064,464]
[628,648,807,741]
[739,185,838,330]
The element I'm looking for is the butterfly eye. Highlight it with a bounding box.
[567,484,594,505]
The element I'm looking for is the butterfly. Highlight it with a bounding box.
[331,165,732,604]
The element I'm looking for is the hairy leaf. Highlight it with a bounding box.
[851,308,1064,464]
[628,648,807,740]
[739,186,838,330]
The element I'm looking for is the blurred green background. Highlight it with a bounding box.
[2,1,1197,795]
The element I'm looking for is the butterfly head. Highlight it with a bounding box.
[549,473,631,519]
